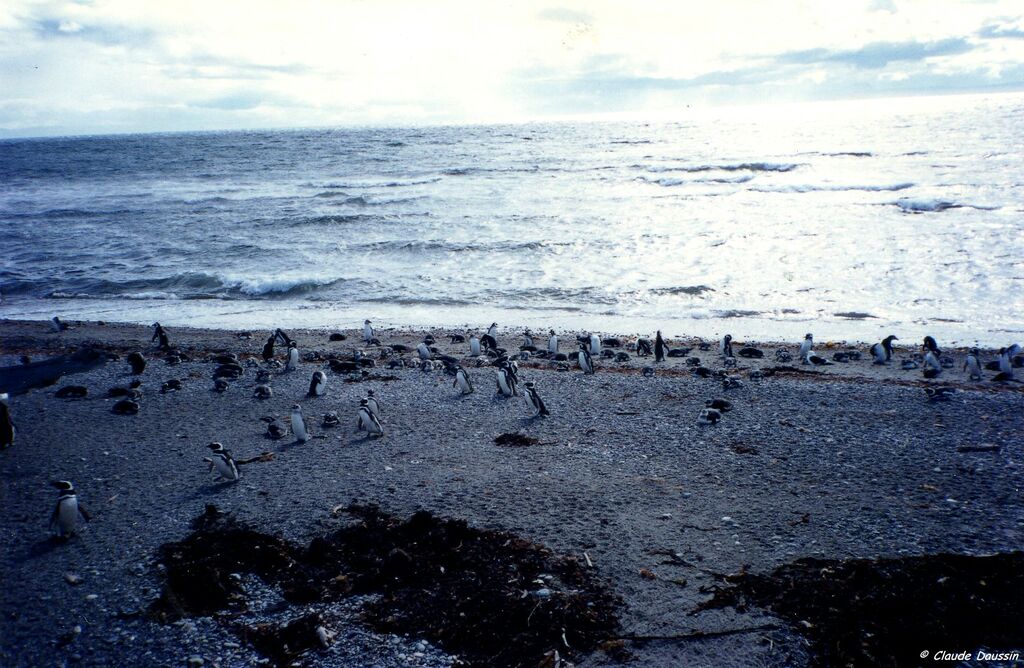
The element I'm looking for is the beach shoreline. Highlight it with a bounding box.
[1,317,1022,666]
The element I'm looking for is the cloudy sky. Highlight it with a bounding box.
[1,0,1023,137]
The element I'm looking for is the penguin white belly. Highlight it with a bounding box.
[292,413,308,441]
[287,349,298,370]
[214,456,238,480]
[470,338,481,356]
[58,497,78,536]
[456,372,472,394]
[590,336,600,355]
[549,336,558,353]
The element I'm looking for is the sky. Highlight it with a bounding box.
[1,0,1023,137]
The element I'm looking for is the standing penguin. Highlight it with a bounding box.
[922,337,942,378]
[417,340,432,361]
[497,363,518,396]
[799,333,814,364]
[127,352,146,375]
[720,334,733,358]
[205,442,240,482]
[655,331,667,363]
[999,344,1020,375]
[356,398,384,437]
[469,335,482,356]
[49,481,91,538]
[286,341,299,371]
[480,323,498,351]
[307,370,326,397]
[548,330,559,354]
[50,316,69,332]
[453,366,473,394]
[291,404,308,442]
[589,333,601,356]
[487,322,498,339]
[152,322,170,350]
[523,330,534,347]
[523,381,550,417]
[363,320,374,343]
[0,394,14,449]
[262,334,276,363]
[964,348,982,381]
[578,343,595,374]
[365,389,382,419]
[870,335,898,364]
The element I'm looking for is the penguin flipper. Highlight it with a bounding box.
[78,504,92,522]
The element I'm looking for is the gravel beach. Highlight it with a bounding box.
[1,319,1022,667]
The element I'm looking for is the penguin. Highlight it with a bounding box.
[1,394,14,449]
[253,385,273,399]
[213,378,229,392]
[806,354,832,366]
[112,399,139,415]
[642,366,655,377]
[450,334,466,344]
[720,334,733,358]
[697,408,722,425]
[922,337,942,378]
[55,386,88,399]
[266,419,287,439]
[454,366,474,395]
[480,332,497,352]
[50,316,69,332]
[654,331,667,363]
[870,335,898,364]
[523,381,550,417]
[523,331,534,347]
[636,338,653,357]
[262,334,276,363]
[356,398,384,437]
[799,333,813,364]
[963,348,982,381]
[363,319,374,343]
[161,379,182,393]
[152,322,170,350]
[497,363,518,397]
[578,344,594,374]
[291,404,308,442]
[205,442,240,482]
[722,377,743,390]
[999,345,1018,375]
[49,481,91,538]
[127,352,146,375]
[285,341,299,371]
[487,322,498,339]
[417,341,432,361]
[365,389,382,419]
[548,330,558,354]
[706,398,733,412]
[307,370,326,397]
[589,333,601,356]
[322,411,340,428]
[470,336,482,356]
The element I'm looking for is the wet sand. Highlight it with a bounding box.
[1,319,1022,667]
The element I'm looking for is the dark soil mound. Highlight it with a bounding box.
[153,505,620,667]
[700,551,1024,667]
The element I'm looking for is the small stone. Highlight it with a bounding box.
[64,572,84,586]
[85,594,99,601]
[187,656,205,667]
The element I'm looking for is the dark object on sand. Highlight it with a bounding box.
[54,385,88,399]
[213,378,229,392]
[667,348,691,357]
[957,444,1000,453]
[213,363,244,379]
[266,420,287,439]
[161,379,183,393]
[328,332,346,341]
[700,551,1024,668]
[0,349,107,396]
[494,433,540,447]
[706,398,733,412]
[112,399,139,415]
[602,337,622,348]
[0,399,13,449]
[925,387,954,401]
[738,347,764,358]
[329,359,358,374]
[152,506,620,667]
[692,367,713,378]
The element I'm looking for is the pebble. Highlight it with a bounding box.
[85,594,99,601]
[187,656,205,667]
[64,572,84,586]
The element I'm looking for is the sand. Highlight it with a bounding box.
[1,318,1022,667]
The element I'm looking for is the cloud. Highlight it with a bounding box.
[536,7,592,24]
[978,21,1024,39]
[778,38,976,69]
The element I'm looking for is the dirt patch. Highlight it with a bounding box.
[699,551,1024,667]
[152,505,620,667]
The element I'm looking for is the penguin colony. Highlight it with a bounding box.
[19,317,1024,539]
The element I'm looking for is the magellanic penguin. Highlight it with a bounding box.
[999,344,1021,375]
[417,341,432,361]
[291,404,308,442]
[636,338,652,356]
[523,330,534,347]
[922,337,942,378]
[262,334,276,363]
[50,316,69,332]
[799,333,813,364]
[720,334,733,358]
[454,366,474,395]
[152,322,170,350]
[548,330,558,354]
[205,442,240,482]
[697,408,722,425]
[49,480,91,538]
[589,333,601,356]
[487,322,498,339]
[578,344,595,374]
[870,335,898,364]
[285,341,299,371]
[366,389,382,419]
[523,381,550,417]
[497,363,518,397]
[1,394,14,449]
[470,335,482,356]
[127,352,146,375]
[655,331,667,363]
[963,348,982,381]
[356,398,384,437]
[480,323,498,352]
[307,370,326,397]
[363,319,374,343]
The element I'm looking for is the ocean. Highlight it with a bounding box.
[1,93,1022,346]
